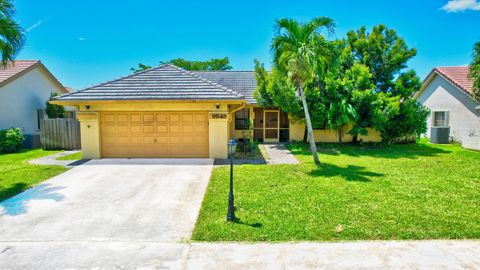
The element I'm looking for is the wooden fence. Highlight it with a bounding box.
[40,118,81,150]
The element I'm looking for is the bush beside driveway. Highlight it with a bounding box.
[193,141,480,241]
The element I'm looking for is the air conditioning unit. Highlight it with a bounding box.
[430,127,450,144]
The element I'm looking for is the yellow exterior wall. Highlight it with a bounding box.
[75,101,234,159]
[289,121,382,143]
[289,119,305,141]
[77,112,101,159]
[209,111,229,159]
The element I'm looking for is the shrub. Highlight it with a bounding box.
[0,128,24,153]
[46,92,65,118]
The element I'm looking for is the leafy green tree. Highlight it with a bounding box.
[46,93,65,118]
[347,25,417,93]
[0,0,25,66]
[166,57,232,70]
[271,17,335,165]
[347,25,428,143]
[130,63,152,73]
[327,99,356,144]
[131,57,232,73]
[469,39,480,101]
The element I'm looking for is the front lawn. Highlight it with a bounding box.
[0,149,69,202]
[56,152,82,161]
[193,141,480,241]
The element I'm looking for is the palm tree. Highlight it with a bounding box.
[0,0,25,67]
[272,17,335,165]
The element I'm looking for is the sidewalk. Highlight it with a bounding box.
[1,240,478,269]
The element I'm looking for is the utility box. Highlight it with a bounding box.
[430,127,450,144]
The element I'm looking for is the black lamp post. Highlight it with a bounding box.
[226,139,237,222]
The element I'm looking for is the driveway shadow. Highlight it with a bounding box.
[309,163,383,182]
[0,183,65,216]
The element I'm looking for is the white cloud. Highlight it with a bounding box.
[78,37,86,41]
[26,19,44,32]
[441,0,480,12]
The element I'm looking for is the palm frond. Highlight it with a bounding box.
[0,16,25,66]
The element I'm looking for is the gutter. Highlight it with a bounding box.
[228,102,246,124]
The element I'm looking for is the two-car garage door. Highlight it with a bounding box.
[100,112,209,158]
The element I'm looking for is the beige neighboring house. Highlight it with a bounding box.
[0,60,73,148]
[415,66,480,142]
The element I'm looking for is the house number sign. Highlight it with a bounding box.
[210,113,227,119]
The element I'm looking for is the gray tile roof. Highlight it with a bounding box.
[192,71,257,104]
[54,64,244,102]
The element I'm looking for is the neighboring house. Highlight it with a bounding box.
[52,64,380,159]
[0,60,75,148]
[415,66,480,142]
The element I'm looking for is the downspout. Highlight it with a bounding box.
[228,102,246,139]
[228,102,246,124]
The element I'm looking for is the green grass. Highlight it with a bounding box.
[56,152,82,161]
[0,149,69,202]
[193,140,480,241]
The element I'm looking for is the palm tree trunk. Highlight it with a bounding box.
[297,82,320,165]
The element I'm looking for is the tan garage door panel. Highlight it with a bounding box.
[100,112,209,158]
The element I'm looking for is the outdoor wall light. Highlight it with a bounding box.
[85,105,90,110]
[216,103,220,109]
[226,139,238,222]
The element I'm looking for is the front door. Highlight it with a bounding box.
[264,110,279,143]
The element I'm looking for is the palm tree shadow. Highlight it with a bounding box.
[309,163,383,182]
[0,183,65,216]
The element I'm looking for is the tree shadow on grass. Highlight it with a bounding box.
[308,163,384,182]
[290,142,452,160]
[0,183,65,216]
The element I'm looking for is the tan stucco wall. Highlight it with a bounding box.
[209,112,229,159]
[417,75,480,142]
[76,101,233,159]
[0,67,69,134]
[77,113,101,159]
[289,120,382,143]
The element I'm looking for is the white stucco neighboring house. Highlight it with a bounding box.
[415,66,480,144]
[0,60,73,148]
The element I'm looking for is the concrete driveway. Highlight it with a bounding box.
[0,158,213,243]
[2,158,480,269]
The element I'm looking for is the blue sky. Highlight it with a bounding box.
[15,0,480,90]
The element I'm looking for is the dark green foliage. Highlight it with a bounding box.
[131,57,232,73]
[347,25,417,93]
[469,40,480,101]
[46,93,65,118]
[130,63,152,73]
[379,100,430,143]
[166,57,232,71]
[0,127,24,153]
[256,22,428,144]
[0,0,24,66]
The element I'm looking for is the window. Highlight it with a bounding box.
[37,110,45,130]
[433,111,449,127]
[235,109,250,130]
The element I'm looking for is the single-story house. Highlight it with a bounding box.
[52,64,380,159]
[0,60,74,148]
[415,66,480,142]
